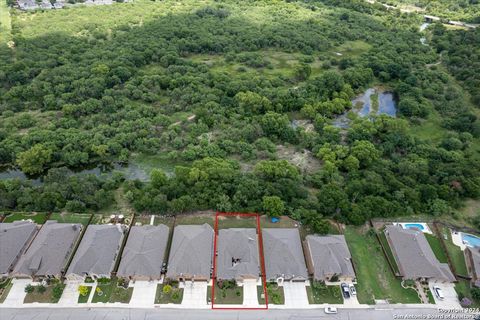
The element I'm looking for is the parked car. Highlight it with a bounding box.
[433,286,444,300]
[349,284,357,296]
[324,306,338,314]
[341,283,350,298]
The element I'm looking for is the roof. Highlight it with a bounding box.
[468,247,480,279]
[0,221,37,274]
[13,221,82,277]
[166,224,214,279]
[262,228,308,280]
[217,228,259,280]
[306,234,355,280]
[67,224,125,277]
[385,225,455,282]
[117,225,169,278]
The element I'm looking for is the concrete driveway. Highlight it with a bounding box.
[129,280,158,307]
[58,280,82,305]
[181,281,208,308]
[283,281,309,307]
[429,282,461,308]
[342,282,360,306]
[242,279,259,307]
[3,279,31,306]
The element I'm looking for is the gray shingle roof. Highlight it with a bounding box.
[0,221,37,274]
[166,224,214,280]
[262,228,308,281]
[13,221,82,277]
[385,225,455,282]
[217,228,259,280]
[306,234,355,280]
[468,247,480,280]
[117,225,169,279]
[67,224,125,277]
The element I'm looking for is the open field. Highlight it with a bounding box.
[344,226,421,304]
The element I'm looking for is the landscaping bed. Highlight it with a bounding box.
[77,285,92,303]
[155,282,184,304]
[306,281,342,304]
[23,280,65,303]
[257,282,284,304]
[91,278,133,303]
[208,280,243,304]
[0,278,12,303]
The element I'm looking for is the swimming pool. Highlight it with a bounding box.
[395,222,432,234]
[462,233,480,248]
[404,223,425,231]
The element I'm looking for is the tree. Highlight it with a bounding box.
[262,195,284,218]
[151,169,168,189]
[350,140,380,167]
[16,144,53,175]
[471,287,480,301]
[295,63,311,81]
[52,285,64,300]
[37,285,47,294]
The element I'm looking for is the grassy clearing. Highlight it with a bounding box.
[24,282,65,304]
[257,283,283,305]
[132,153,188,177]
[306,282,343,304]
[3,212,48,224]
[344,226,421,304]
[208,281,243,304]
[155,283,183,304]
[49,212,91,225]
[378,230,400,275]
[92,279,133,303]
[0,278,12,303]
[424,234,448,263]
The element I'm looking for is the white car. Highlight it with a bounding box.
[349,284,357,296]
[433,286,444,300]
[324,306,338,314]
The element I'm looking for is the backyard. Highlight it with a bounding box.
[2,212,48,224]
[424,233,448,263]
[155,283,184,304]
[439,226,468,277]
[344,226,421,304]
[306,281,343,304]
[377,230,401,275]
[257,282,284,305]
[23,281,65,303]
[91,279,133,303]
[49,212,92,225]
[208,280,243,304]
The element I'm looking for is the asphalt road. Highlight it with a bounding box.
[1,307,477,320]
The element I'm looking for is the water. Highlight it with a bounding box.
[378,92,396,116]
[404,223,425,231]
[352,88,375,117]
[462,233,480,248]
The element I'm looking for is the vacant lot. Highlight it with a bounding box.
[344,226,421,304]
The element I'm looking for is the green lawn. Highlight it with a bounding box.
[440,227,468,276]
[155,284,184,304]
[455,279,480,308]
[306,282,343,304]
[344,227,421,304]
[175,214,215,226]
[424,234,448,263]
[3,212,48,224]
[257,283,284,305]
[217,215,257,229]
[78,286,92,303]
[0,278,12,303]
[49,212,91,225]
[378,230,400,275]
[0,0,12,43]
[92,280,133,303]
[426,288,435,304]
[208,281,243,304]
[24,282,65,304]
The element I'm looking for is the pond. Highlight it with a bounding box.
[332,88,397,128]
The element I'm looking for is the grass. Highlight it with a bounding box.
[378,230,401,275]
[440,226,468,276]
[0,0,12,43]
[455,279,480,308]
[175,213,215,226]
[344,226,421,304]
[134,214,174,227]
[133,153,188,177]
[306,282,343,304]
[426,288,435,304]
[155,284,184,304]
[3,212,48,224]
[0,278,12,303]
[257,283,284,305]
[49,212,91,225]
[259,215,298,229]
[78,286,92,303]
[217,215,257,229]
[91,279,133,303]
[424,234,448,263]
[24,282,65,304]
[208,281,243,305]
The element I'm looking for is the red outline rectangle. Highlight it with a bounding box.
[211,212,268,310]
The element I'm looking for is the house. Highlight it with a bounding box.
[384,225,455,282]
[262,228,308,283]
[12,221,82,279]
[465,247,480,287]
[66,224,126,280]
[216,228,259,283]
[117,225,169,281]
[0,221,38,277]
[166,224,214,282]
[305,235,355,282]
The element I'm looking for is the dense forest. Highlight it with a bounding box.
[0,0,479,230]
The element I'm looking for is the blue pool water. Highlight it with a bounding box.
[462,233,480,248]
[404,223,425,231]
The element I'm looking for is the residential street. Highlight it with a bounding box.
[1,306,476,320]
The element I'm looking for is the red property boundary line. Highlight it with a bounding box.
[211,212,268,310]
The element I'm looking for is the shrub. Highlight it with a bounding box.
[163,285,172,294]
[37,285,47,294]
[78,285,89,296]
[25,284,34,293]
[52,285,64,300]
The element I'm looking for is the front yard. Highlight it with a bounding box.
[257,282,284,305]
[344,226,421,304]
[23,280,65,303]
[306,281,342,304]
[77,285,92,303]
[208,280,243,304]
[155,282,184,304]
[0,278,12,303]
[91,278,133,303]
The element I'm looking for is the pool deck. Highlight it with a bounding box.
[451,231,466,250]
